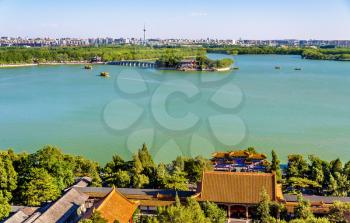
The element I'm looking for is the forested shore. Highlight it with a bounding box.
[2,145,350,222]
[0,46,349,66]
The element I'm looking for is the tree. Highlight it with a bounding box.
[0,151,17,200]
[106,170,131,188]
[164,167,188,191]
[155,163,169,188]
[326,201,350,223]
[133,174,149,188]
[26,146,75,191]
[271,150,282,183]
[330,158,343,174]
[0,191,11,221]
[184,156,213,183]
[85,211,108,223]
[287,155,309,179]
[256,190,272,223]
[202,201,227,223]
[19,168,60,206]
[294,194,313,220]
[308,156,325,188]
[138,143,155,169]
[156,196,210,223]
[66,155,101,186]
[289,217,330,223]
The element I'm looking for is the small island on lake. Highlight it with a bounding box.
[155,54,234,72]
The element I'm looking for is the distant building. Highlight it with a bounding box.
[195,171,282,220]
[211,150,270,172]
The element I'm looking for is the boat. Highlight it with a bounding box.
[233,67,240,70]
[275,66,281,69]
[100,72,110,77]
[84,65,92,69]
[294,68,302,71]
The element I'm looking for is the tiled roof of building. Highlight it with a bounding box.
[95,187,139,223]
[197,171,277,204]
[212,150,267,160]
[283,194,350,204]
[75,187,112,198]
[4,207,38,223]
[117,188,195,198]
[32,188,89,223]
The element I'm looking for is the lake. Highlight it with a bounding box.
[1,54,350,163]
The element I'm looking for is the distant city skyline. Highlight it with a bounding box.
[0,0,350,40]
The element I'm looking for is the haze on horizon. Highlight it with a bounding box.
[0,0,350,40]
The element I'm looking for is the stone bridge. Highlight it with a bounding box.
[108,61,156,68]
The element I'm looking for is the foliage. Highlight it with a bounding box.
[270,150,282,183]
[202,201,227,223]
[257,190,272,223]
[0,150,17,200]
[327,201,350,223]
[154,197,211,223]
[289,217,330,223]
[294,194,314,220]
[163,166,189,191]
[65,155,102,186]
[19,167,60,206]
[0,191,11,221]
[0,46,203,64]
[81,211,108,223]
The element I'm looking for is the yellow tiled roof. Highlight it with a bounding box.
[96,187,139,223]
[197,171,277,204]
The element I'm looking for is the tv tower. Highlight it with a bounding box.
[143,24,147,44]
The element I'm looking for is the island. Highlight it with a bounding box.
[155,54,234,71]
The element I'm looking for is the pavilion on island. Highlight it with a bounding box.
[211,150,270,172]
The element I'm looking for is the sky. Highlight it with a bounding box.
[0,0,350,40]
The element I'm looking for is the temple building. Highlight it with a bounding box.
[195,171,283,219]
[6,171,350,223]
[211,150,270,172]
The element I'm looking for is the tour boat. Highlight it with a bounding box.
[100,72,110,77]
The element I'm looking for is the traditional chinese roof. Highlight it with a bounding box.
[283,194,350,204]
[94,187,139,223]
[33,188,89,223]
[197,171,278,204]
[228,150,250,158]
[212,150,267,160]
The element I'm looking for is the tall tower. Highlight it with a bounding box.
[143,24,146,44]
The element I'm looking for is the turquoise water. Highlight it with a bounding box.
[1,54,350,163]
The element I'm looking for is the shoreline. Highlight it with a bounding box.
[0,61,106,68]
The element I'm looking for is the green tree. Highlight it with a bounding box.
[26,146,75,191]
[327,201,350,223]
[138,143,155,169]
[0,150,17,200]
[271,150,282,183]
[106,170,131,188]
[256,190,272,223]
[87,211,108,223]
[19,168,60,206]
[184,156,213,183]
[294,194,314,220]
[330,158,343,175]
[202,201,227,223]
[164,167,188,191]
[133,174,149,189]
[66,155,101,186]
[0,191,11,221]
[287,155,309,179]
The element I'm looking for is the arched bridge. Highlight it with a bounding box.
[108,61,156,68]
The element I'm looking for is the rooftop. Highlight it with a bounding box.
[197,171,279,204]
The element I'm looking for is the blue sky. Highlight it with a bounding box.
[0,0,350,39]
